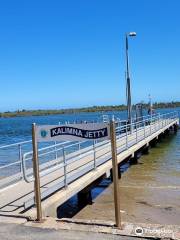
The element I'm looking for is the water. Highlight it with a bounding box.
[0,107,179,145]
[0,110,128,177]
[70,112,180,225]
[0,108,179,166]
[0,111,126,145]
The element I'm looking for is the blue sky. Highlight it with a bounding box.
[0,0,180,111]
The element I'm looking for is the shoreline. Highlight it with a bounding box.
[0,103,179,118]
[72,132,180,226]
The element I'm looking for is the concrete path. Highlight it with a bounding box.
[0,222,146,240]
[0,215,179,239]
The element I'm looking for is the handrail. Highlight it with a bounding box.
[0,140,31,149]
[0,111,178,188]
[21,111,178,183]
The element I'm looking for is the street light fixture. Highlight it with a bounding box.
[125,32,136,132]
[129,32,137,37]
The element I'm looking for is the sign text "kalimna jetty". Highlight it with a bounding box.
[36,123,110,142]
[50,126,108,139]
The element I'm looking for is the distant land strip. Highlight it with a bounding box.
[0,101,180,118]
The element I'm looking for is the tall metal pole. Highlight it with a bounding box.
[149,94,153,116]
[126,34,132,132]
[125,32,136,132]
[148,94,153,130]
[110,120,122,229]
[32,123,42,222]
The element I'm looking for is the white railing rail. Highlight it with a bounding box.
[22,111,178,184]
[0,111,178,190]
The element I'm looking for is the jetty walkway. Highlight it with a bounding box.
[0,112,178,219]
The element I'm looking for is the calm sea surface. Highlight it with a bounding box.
[0,107,179,145]
[0,107,179,176]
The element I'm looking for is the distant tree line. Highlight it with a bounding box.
[0,101,180,118]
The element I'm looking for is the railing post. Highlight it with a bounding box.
[54,141,58,160]
[110,120,122,229]
[63,147,67,188]
[162,115,164,128]
[144,120,146,138]
[119,120,121,135]
[93,140,96,169]
[32,123,42,222]
[126,124,128,149]
[162,115,164,127]
[78,142,81,157]
[18,144,23,179]
[136,122,138,143]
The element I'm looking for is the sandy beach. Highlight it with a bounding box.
[73,134,180,225]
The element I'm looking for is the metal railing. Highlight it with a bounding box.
[0,111,178,192]
[23,111,178,182]
[0,140,32,188]
[23,111,178,208]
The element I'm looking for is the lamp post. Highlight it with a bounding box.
[125,32,136,132]
[148,94,153,116]
[148,94,153,128]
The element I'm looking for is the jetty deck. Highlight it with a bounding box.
[0,112,178,219]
